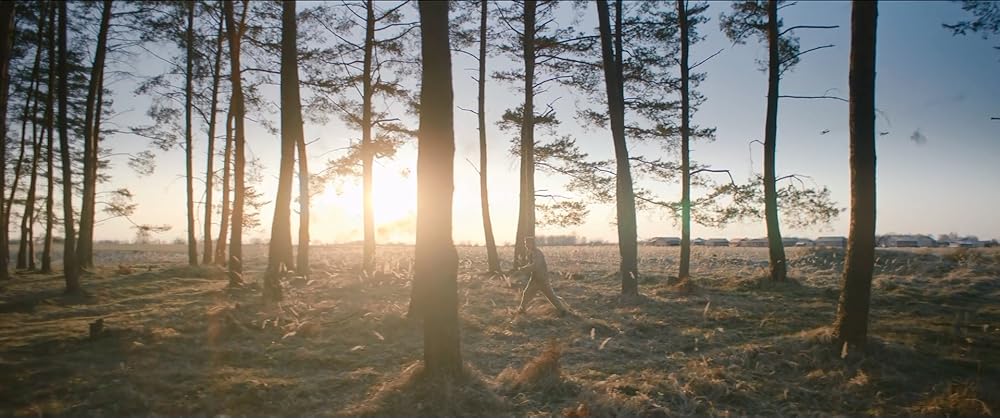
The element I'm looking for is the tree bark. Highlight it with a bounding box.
[265,0,304,302]
[76,0,113,271]
[295,120,310,275]
[833,0,878,347]
[597,0,639,297]
[415,0,462,376]
[361,0,376,276]
[203,4,224,265]
[183,0,198,266]
[18,110,43,271]
[224,0,248,286]
[514,1,537,268]
[42,3,56,273]
[215,109,233,265]
[763,0,787,282]
[477,0,499,273]
[0,1,11,281]
[678,0,692,280]
[57,1,80,293]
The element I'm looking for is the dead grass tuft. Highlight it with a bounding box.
[497,340,568,393]
[346,361,506,417]
[908,381,995,416]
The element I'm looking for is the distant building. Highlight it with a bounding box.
[795,239,815,247]
[693,238,705,246]
[705,238,730,247]
[782,237,800,247]
[745,238,769,247]
[951,240,985,248]
[647,237,680,246]
[816,236,847,248]
[883,234,936,248]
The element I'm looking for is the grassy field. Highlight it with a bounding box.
[1,244,998,416]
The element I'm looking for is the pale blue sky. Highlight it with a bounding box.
[95,1,999,245]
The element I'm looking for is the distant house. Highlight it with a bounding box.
[884,234,936,248]
[730,238,746,247]
[816,236,847,248]
[782,237,800,247]
[705,238,730,247]
[693,238,705,246]
[795,239,815,247]
[951,240,985,248]
[745,238,769,247]
[647,237,681,246]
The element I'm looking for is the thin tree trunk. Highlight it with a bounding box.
[763,0,787,282]
[215,109,233,265]
[0,1,12,281]
[57,1,80,293]
[514,0,537,268]
[597,0,638,297]
[42,3,56,273]
[5,9,46,263]
[18,118,43,271]
[415,0,461,376]
[265,0,303,302]
[833,0,878,347]
[678,0,692,280]
[477,0,499,274]
[361,0,376,276]
[224,0,248,286]
[295,122,310,275]
[203,5,224,265]
[183,0,198,266]
[76,0,113,271]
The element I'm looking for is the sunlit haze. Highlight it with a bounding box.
[95,1,999,245]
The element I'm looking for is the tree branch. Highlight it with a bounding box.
[780,44,834,66]
[778,25,839,38]
[778,94,848,103]
[689,48,724,71]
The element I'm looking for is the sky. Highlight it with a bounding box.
[91,1,999,246]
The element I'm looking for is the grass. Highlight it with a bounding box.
[0,244,997,416]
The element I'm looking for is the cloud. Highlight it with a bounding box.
[909,129,928,145]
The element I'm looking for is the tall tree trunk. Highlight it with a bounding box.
[415,0,461,376]
[5,8,46,268]
[265,0,304,302]
[295,121,310,275]
[42,3,56,274]
[0,1,12,281]
[678,0,692,280]
[361,0,376,276]
[224,0,248,286]
[57,1,80,293]
[183,0,198,266]
[514,0,537,268]
[833,0,878,347]
[597,0,638,297]
[203,5,224,265]
[17,3,52,271]
[477,0,499,273]
[18,115,43,271]
[215,109,233,265]
[76,0,113,271]
[763,0,787,282]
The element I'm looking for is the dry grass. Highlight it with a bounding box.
[0,244,998,416]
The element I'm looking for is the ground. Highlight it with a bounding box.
[1,244,998,416]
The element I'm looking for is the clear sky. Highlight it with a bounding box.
[93,1,999,245]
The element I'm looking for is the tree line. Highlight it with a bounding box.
[0,0,995,375]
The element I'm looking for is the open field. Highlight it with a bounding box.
[1,244,998,416]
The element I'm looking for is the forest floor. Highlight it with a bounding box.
[1,244,998,416]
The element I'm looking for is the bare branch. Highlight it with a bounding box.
[778,25,839,38]
[778,94,848,103]
[779,44,834,66]
[689,48,724,71]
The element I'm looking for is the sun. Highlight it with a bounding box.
[314,165,417,243]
